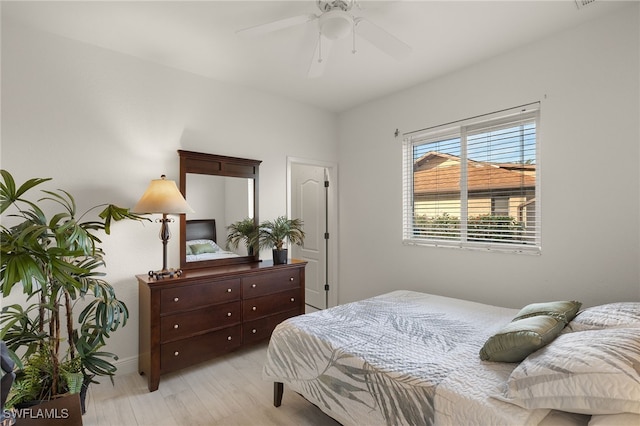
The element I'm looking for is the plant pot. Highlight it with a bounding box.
[272,249,288,264]
[14,393,83,425]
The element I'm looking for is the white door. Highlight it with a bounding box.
[291,163,328,309]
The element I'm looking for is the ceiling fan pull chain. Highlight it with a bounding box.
[352,20,356,54]
[318,32,324,63]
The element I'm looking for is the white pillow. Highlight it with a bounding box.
[564,302,640,333]
[589,413,640,426]
[499,328,640,415]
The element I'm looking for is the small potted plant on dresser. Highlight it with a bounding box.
[257,216,305,264]
[0,170,147,423]
[226,217,258,256]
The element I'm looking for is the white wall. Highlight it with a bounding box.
[0,18,338,373]
[338,3,640,308]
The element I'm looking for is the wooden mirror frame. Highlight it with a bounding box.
[178,150,261,269]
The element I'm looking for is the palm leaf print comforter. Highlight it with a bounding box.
[263,290,552,426]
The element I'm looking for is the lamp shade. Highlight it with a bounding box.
[132,175,194,214]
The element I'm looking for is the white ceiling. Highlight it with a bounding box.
[2,0,627,112]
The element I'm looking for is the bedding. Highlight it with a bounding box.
[185,219,239,261]
[186,250,239,261]
[499,327,640,415]
[563,302,640,332]
[263,291,639,425]
[479,314,565,362]
[263,290,558,426]
[513,300,582,323]
[185,238,239,262]
[479,299,580,362]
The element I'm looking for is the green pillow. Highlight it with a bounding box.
[186,244,193,255]
[479,315,565,362]
[189,243,216,255]
[513,301,582,324]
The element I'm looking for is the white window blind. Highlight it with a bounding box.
[402,103,540,253]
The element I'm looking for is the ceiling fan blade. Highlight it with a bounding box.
[308,36,333,79]
[355,0,401,12]
[237,14,318,37]
[355,17,411,60]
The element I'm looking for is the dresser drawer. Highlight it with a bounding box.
[243,288,300,321]
[161,279,240,314]
[160,301,241,343]
[242,269,300,298]
[161,325,242,374]
[244,309,299,344]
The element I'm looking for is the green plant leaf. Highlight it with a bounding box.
[98,205,149,234]
[1,253,45,295]
[63,371,84,394]
[257,216,305,250]
[0,170,51,214]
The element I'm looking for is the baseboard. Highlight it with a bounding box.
[92,354,139,384]
[115,354,139,375]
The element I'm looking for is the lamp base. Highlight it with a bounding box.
[148,268,183,280]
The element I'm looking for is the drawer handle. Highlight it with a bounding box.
[252,306,257,311]
[173,297,179,302]
[174,351,179,356]
[227,288,232,293]
[290,277,294,281]
[227,336,232,341]
[251,284,257,288]
[252,329,257,334]
[173,324,179,329]
[290,298,295,302]
[227,312,232,317]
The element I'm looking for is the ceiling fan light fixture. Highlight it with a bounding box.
[319,10,353,40]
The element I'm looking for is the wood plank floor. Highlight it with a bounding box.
[82,342,340,426]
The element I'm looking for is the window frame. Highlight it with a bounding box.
[402,103,541,254]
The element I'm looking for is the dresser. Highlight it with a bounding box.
[138,260,306,391]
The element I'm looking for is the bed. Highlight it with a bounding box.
[262,290,640,426]
[185,219,240,262]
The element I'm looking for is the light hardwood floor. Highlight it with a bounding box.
[82,342,340,426]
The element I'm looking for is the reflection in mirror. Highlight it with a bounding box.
[186,174,253,260]
[178,150,261,270]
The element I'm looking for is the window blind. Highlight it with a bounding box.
[402,103,540,253]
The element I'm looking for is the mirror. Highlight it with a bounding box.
[179,150,261,269]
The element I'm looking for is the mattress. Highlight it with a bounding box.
[263,290,556,426]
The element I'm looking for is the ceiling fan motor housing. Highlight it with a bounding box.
[316,0,355,13]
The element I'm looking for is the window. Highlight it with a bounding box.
[402,103,540,253]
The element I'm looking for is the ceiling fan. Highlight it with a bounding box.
[237,0,411,78]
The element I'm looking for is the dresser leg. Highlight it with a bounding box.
[147,373,160,392]
[274,382,283,407]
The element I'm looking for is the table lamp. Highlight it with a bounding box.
[133,175,194,279]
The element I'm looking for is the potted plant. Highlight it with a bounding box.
[257,216,305,264]
[226,217,258,256]
[0,170,147,418]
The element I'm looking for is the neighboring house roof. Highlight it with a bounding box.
[414,152,535,195]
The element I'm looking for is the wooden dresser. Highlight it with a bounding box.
[138,260,306,391]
